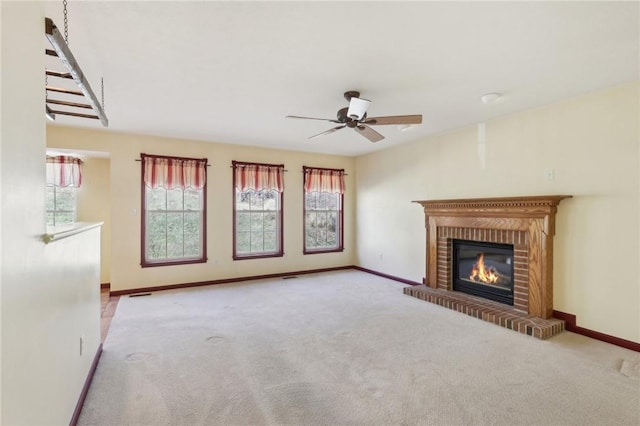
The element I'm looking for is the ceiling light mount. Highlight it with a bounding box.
[481,92,502,105]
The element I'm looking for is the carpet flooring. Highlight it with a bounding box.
[79,270,640,425]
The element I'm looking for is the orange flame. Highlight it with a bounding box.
[469,253,500,284]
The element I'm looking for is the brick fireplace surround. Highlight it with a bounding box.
[406,195,571,339]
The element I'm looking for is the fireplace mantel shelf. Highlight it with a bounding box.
[413,195,572,320]
[414,195,572,219]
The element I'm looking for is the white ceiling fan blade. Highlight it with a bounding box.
[347,97,371,120]
[309,125,346,139]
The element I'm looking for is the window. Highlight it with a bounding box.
[46,186,77,226]
[233,161,284,259]
[303,166,344,254]
[46,155,82,227]
[141,154,207,267]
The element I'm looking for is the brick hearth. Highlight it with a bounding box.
[403,285,564,339]
[411,195,571,339]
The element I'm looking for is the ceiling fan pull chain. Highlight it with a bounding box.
[63,0,69,44]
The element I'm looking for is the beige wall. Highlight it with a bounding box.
[77,157,112,284]
[356,82,640,343]
[47,127,357,292]
[1,2,102,424]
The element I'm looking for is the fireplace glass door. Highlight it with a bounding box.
[452,240,514,305]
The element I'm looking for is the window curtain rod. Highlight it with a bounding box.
[230,162,287,172]
[135,156,210,166]
[302,167,348,176]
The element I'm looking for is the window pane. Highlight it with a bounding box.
[250,231,263,252]
[56,212,74,225]
[305,192,316,210]
[304,188,342,252]
[184,238,200,257]
[148,237,167,259]
[147,213,167,259]
[184,212,200,235]
[250,212,263,231]
[263,191,277,210]
[316,193,328,209]
[264,212,277,231]
[236,212,250,231]
[324,193,338,210]
[264,231,277,251]
[56,187,76,211]
[148,212,166,234]
[250,191,263,210]
[184,189,200,210]
[46,186,55,210]
[167,188,183,210]
[166,213,184,258]
[46,212,54,227]
[147,187,166,210]
[237,232,250,253]
[237,190,251,210]
[328,212,337,233]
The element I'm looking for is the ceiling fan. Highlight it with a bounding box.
[286,91,422,143]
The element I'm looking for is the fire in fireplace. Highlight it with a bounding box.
[452,240,514,305]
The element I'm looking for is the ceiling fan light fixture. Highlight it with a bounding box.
[347,97,371,120]
[481,92,502,105]
[287,90,423,143]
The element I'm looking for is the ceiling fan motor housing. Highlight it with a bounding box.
[343,91,360,101]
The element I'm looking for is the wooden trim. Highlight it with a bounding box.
[46,98,92,109]
[232,161,285,259]
[100,283,110,290]
[553,310,640,352]
[302,186,344,255]
[48,110,99,120]
[415,195,571,319]
[139,153,208,268]
[46,85,83,96]
[414,195,572,212]
[352,266,422,286]
[110,266,354,296]
[69,343,103,426]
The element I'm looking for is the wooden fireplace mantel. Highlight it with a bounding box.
[414,195,571,319]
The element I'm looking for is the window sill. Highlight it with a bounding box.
[304,248,344,255]
[43,221,103,244]
[141,258,207,268]
[233,252,284,261]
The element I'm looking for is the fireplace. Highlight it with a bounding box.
[453,240,514,305]
[405,195,571,339]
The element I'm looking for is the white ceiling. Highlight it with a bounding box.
[44,1,639,157]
